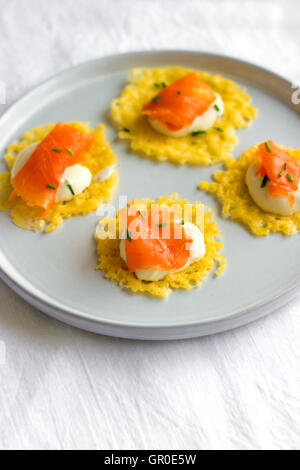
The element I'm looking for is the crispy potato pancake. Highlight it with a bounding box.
[199,145,300,236]
[95,194,225,297]
[0,122,117,232]
[111,66,257,166]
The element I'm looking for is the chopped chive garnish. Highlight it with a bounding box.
[191,130,207,136]
[122,128,130,133]
[157,223,168,228]
[214,127,224,132]
[278,171,284,177]
[46,184,56,190]
[180,220,185,225]
[284,163,287,170]
[287,173,294,183]
[138,210,145,221]
[126,229,132,242]
[152,96,161,103]
[154,83,160,88]
[52,148,62,153]
[261,175,269,188]
[214,104,220,112]
[264,142,272,153]
[65,147,74,157]
[67,183,75,195]
[177,90,182,95]
[161,82,167,88]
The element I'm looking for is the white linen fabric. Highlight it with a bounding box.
[0,0,299,450]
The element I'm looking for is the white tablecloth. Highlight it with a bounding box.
[0,0,300,450]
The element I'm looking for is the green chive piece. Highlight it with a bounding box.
[191,130,207,136]
[67,183,75,196]
[161,82,167,88]
[46,184,56,190]
[287,173,294,183]
[261,175,269,188]
[126,229,132,242]
[122,128,130,133]
[157,223,168,228]
[284,163,287,170]
[138,210,145,221]
[264,142,272,153]
[154,83,160,88]
[177,90,182,95]
[278,171,284,177]
[152,96,161,103]
[52,148,62,153]
[214,127,224,132]
[65,147,74,157]
[180,220,185,225]
[214,104,220,112]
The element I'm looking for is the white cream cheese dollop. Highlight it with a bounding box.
[149,94,224,138]
[56,165,92,202]
[246,162,300,216]
[120,220,206,281]
[11,143,38,179]
[94,165,118,182]
[11,142,92,203]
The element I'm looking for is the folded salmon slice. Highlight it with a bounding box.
[120,206,191,273]
[142,72,216,131]
[258,141,300,207]
[11,123,94,214]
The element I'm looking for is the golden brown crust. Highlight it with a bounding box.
[0,122,118,232]
[111,66,257,166]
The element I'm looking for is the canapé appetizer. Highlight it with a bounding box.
[95,194,225,297]
[0,122,117,232]
[199,141,300,236]
[111,66,257,165]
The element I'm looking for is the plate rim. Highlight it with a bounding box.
[0,49,299,339]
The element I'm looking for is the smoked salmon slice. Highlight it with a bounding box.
[11,123,94,214]
[258,141,300,207]
[120,206,191,273]
[142,73,216,131]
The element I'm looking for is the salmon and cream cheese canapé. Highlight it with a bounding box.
[0,122,118,232]
[142,72,224,138]
[199,141,300,236]
[111,66,257,165]
[95,195,225,297]
[246,141,300,216]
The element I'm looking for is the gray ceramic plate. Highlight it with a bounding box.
[0,51,299,340]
